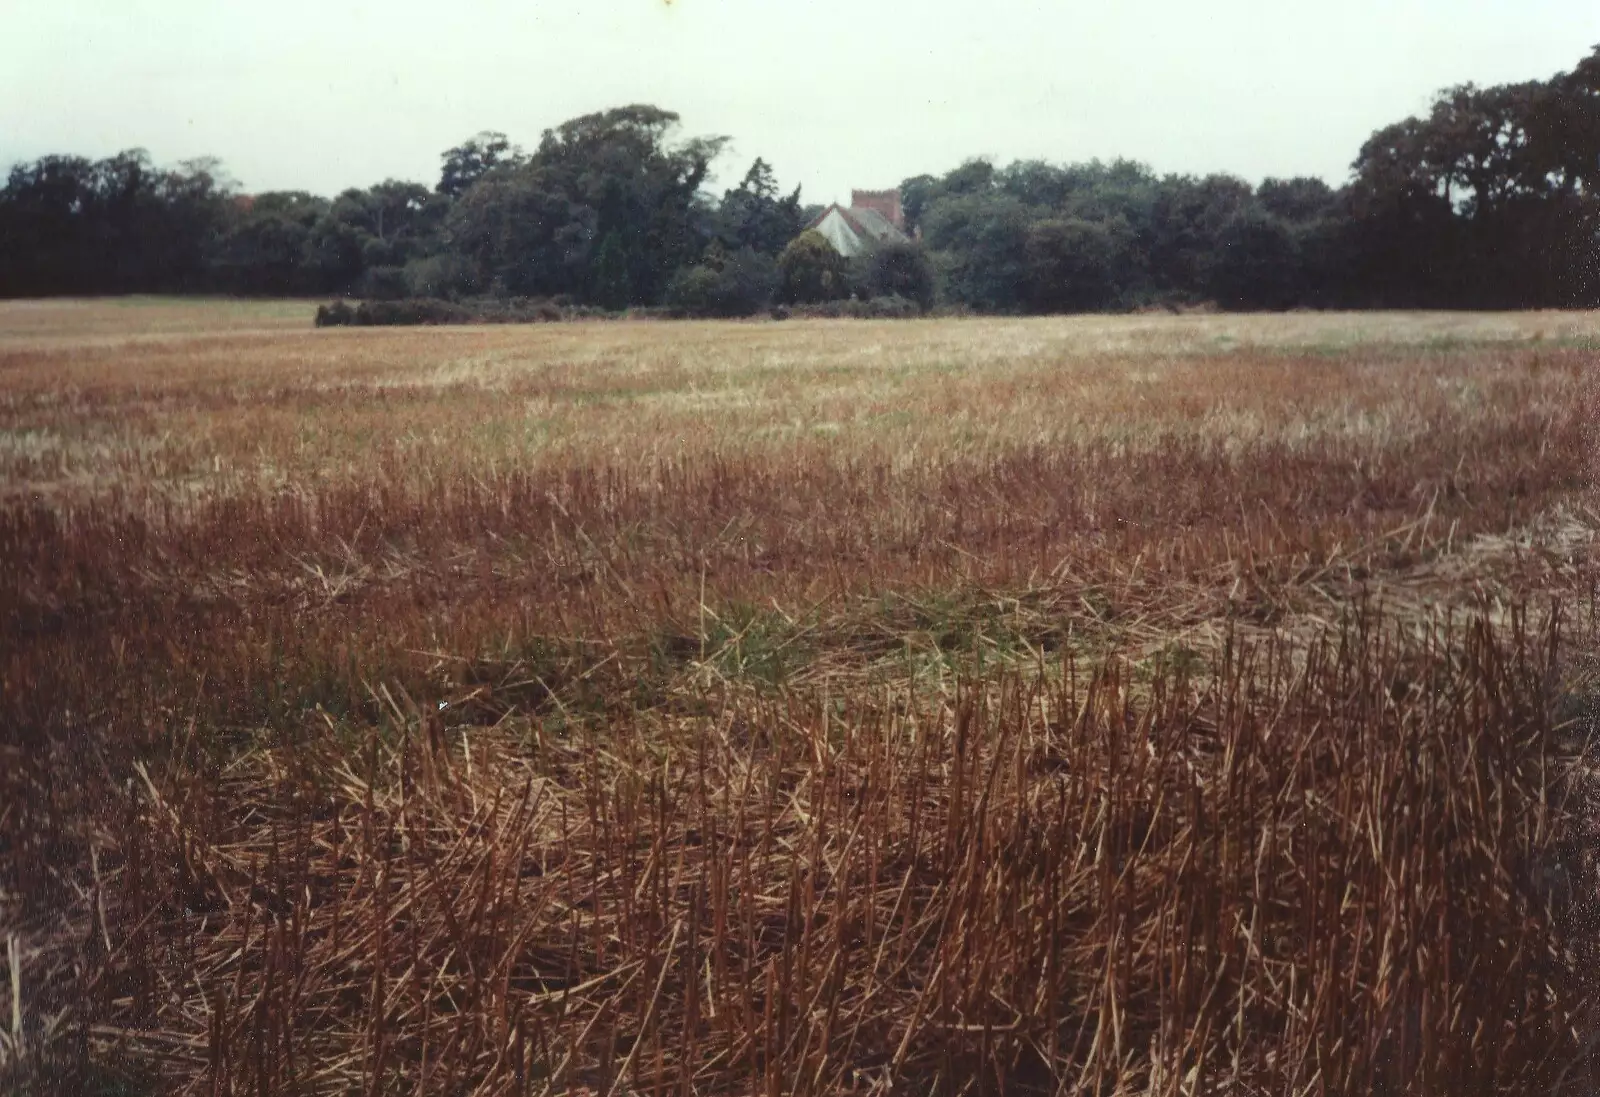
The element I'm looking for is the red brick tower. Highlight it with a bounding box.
[850,189,904,231]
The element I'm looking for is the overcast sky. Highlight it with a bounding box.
[3,0,1598,204]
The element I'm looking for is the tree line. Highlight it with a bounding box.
[2,46,1597,313]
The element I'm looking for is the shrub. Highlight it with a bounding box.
[855,294,920,319]
[664,266,721,316]
[777,230,850,304]
[357,265,411,301]
[312,297,604,328]
[852,241,936,311]
[664,248,778,318]
[352,298,473,325]
[784,295,920,320]
[314,300,356,327]
[718,248,780,314]
[403,254,478,300]
[787,300,845,319]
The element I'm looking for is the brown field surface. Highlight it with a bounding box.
[4,301,1600,1094]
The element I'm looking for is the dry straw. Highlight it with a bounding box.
[2,305,1598,1094]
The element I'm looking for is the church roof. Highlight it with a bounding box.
[805,203,909,257]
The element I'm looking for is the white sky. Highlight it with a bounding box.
[2,0,1597,204]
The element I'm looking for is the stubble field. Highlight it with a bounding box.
[4,299,1600,1095]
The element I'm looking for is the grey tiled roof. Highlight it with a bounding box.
[847,207,905,243]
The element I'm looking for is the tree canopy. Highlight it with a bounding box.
[3,46,1598,313]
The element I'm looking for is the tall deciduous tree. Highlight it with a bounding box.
[446,166,597,298]
[715,158,804,256]
[448,105,727,305]
[302,181,446,294]
[1257,177,1337,223]
[1205,211,1301,310]
[437,131,524,198]
[212,191,330,295]
[0,150,231,296]
[919,192,1031,312]
[1022,218,1126,312]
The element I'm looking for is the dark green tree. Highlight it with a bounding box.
[716,158,804,256]
[524,105,728,304]
[0,150,231,296]
[777,230,850,303]
[1527,45,1600,194]
[1145,174,1255,300]
[438,131,524,198]
[302,180,445,293]
[1022,218,1126,312]
[998,159,1076,209]
[919,191,1032,311]
[898,174,938,237]
[1343,122,1460,308]
[665,247,778,317]
[853,240,936,311]
[402,252,478,299]
[212,191,330,294]
[0,155,104,295]
[1257,177,1337,223]
[1205,210,1301,310]
[590,232,633,309]
[446,165,597,297]
[943,158,998,195]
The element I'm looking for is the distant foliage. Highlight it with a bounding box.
[444,106,728,306]
[357,265,410,302]
[1022,218,1126,312]
[664,247,779,317]
[590,232,634,310]
[5,45,1600,310]
[436,131,524,199]
[777,230,850,304]
[1205,211,1302,310]
[315,298,472,326]
[313,300,354,327]
[714,158,805,256]
[920,192,1032,312]
[785,294,921,319]
[0,151,231,296]
[314,297,583,327]
[852,240,936,312]
[402,253,479,299]
[211,191,330,295]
